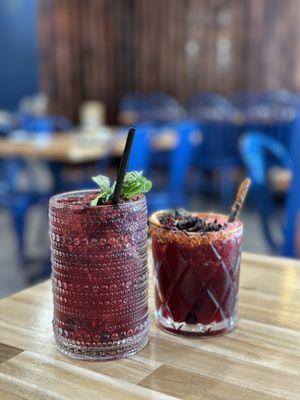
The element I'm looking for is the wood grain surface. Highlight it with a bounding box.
[0,130,177,163]
[0,345,23,365]
[39,0,300,123]
[0,252,299,399]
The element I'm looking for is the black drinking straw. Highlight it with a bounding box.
[112,127,135,204]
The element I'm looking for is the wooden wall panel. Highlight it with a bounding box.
[244,0,300,91]
[38,0,300,123]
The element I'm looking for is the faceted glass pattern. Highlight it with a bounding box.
[150,214,243,337]
[49,191,149,360]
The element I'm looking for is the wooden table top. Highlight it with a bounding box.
[0,129,177,164]
[0,134,112,163]
[0,252,300,399]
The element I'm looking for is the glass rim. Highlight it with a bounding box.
[49,189,145,210]
[149,211,243,237]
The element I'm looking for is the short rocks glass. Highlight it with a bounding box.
[150,213,243,337]
[49,190,149,360]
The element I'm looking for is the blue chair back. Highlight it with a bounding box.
[187,92,233,109]
[144,120,201,211]
[168,121,200,192]
[20,115,54,133]
[20,115,71,133]
[230,91,263,107]
[125,121,201,212]
[240,131,292,253]
[197,120,241,168]
[187,93,237,122]
[127,123,153,172]
[147,92,186,122]
[120,92,185,124]
[0,157,51,272]
[283,119,300,257]
[119,93,148,122]
[240,132,292,185]
[260,90,299,107]
[127,121,199,179]
[231,91,297,150]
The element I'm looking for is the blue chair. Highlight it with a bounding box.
[146,121,201,212]
[0,158,51,274]
[240,132,292,253]
[283,119,300,257]
[119,121,201,212]
[187,93,242,204]
[119,92,186,125]
[0,160,28,269]
[167,121,201,206]
[188,92,234,109]
[146,92,186,123]
[232,91,297,150]
[266,118,296,150]
[260,90,299,107]
[254,92,297,150]
[22,116,54,133]
[187,92,237,122]
[20,114,72,133]
[195,120,242,204]
[119,93,148,124]
[127,123,154,172]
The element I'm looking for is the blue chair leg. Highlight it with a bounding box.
[10,199,29,271]
[256,186,282,254]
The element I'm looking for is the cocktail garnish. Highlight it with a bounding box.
[158,209,226,233]
[91,171,152,206]
[91,127,151,205]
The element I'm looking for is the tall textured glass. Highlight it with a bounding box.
[49,190,149,360]
[150,213,243,337]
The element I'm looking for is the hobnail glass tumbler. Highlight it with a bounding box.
[150,213,243,337]
[49,190,149,360]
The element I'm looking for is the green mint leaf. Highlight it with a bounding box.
[90,195,101,206]
[121,171,152,199]
[142,179,152,192]
[92,175,110,191]
[90,171,152,205]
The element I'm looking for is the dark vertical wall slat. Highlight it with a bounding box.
[39,0,300,123]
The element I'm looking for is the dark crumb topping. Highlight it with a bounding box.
[158,208,227,233]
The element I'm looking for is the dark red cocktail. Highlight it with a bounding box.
[150,211,243,336]
[49,190,149,360]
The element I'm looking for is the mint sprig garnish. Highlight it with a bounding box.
[92,175,110,191]
[91,171,152,206]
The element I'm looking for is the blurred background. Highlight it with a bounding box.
[1,0,300,296]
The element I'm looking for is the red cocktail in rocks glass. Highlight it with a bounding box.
[150,211,243,337]
[49,190,149,360]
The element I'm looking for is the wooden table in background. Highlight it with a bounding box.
[0,130,177,164]
[0,134,112,163]
[0,130,178,192]
[0,252,300,399]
